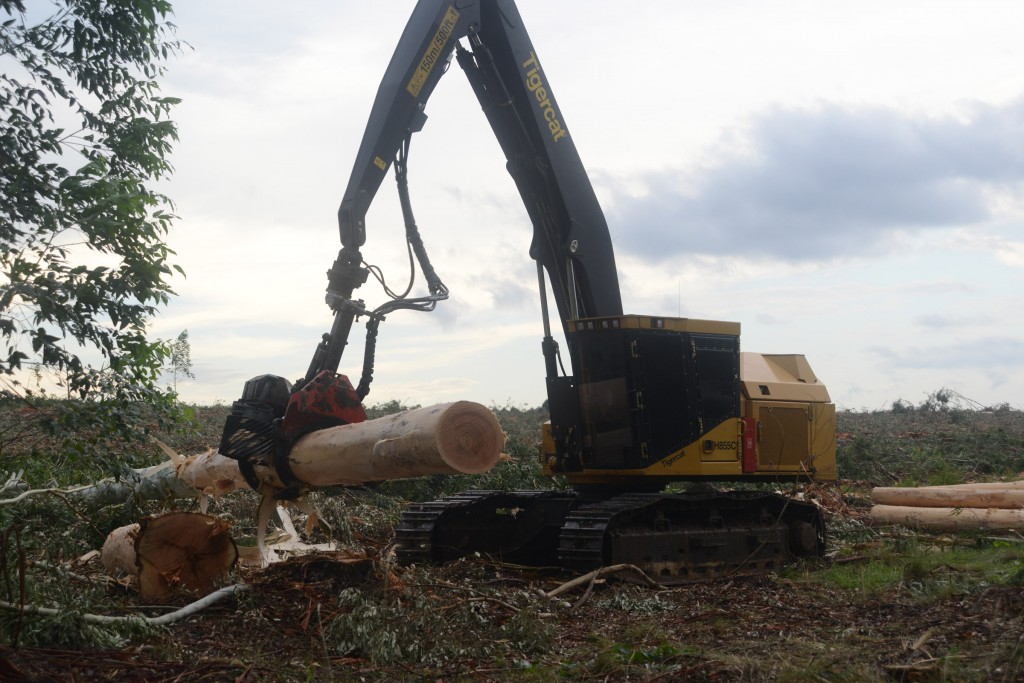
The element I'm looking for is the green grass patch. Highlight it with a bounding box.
[794,537,1024,604]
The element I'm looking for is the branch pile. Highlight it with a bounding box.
[869,481,1024,531]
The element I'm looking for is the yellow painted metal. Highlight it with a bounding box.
[568,315,740,337]
[740,352,830,403]
[538,347,836,485]
[542,419,745,483]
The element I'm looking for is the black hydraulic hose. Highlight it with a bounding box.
[356,317,380,400]
[357,138,451,400]
[395,139,447,297]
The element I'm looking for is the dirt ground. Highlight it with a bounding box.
[3,493,1023,682]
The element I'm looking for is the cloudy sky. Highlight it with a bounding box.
[153,0,1024,411]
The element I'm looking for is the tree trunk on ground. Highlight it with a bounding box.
[869,504,1024,531]
[100,512,238,598]
[65,462,200,508]
[872,486,1024,509]
[3,401,506,510]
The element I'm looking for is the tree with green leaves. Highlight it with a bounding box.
[167,329,194,391]
[0,0,186,467]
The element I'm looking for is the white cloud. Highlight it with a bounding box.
[151,1,1024,411]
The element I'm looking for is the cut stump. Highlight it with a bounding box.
[101,512,238,598]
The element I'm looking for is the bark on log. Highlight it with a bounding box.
[872,487,1024,509]
[100,523,140,577]
[870,504,1024,531]
[100,512,238,598]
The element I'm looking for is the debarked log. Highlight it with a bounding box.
[100,512,238,598]
[871,486,1024,509]
[282,400,505,486]
[4,402,505,514]
[869,504,1024,531]
[925,480,1024,490]
[179,400,505,490]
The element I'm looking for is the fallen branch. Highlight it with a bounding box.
[0,583,248,627]
[544,564,659,599]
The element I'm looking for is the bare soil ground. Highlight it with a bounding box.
[2,402,1023,681]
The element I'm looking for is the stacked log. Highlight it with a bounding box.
[870,481,1024,531]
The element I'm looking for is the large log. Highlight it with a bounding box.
[283,400,504,486]
[872,486,1024,509]
[170,400,504,492]
[870,504,1024,531]
[1,401,506,512]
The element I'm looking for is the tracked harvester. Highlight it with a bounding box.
[221,0,836,584]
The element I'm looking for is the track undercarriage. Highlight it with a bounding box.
[395,489,825,584]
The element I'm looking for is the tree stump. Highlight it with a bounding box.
[101,512,238,598]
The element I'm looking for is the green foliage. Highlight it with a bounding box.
[0,0,186,469]
[325,567,557,668]
[795,535,1024,605]
[816,561,905,592]
[0,392,194,477]
[363,399,418,420]
[837,399,1024,484]
[0,610,123,649]
[166,329,195,390]
[569,628,692,679]
[596,586,673,614]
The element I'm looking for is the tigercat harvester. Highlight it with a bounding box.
[221,0,836,584]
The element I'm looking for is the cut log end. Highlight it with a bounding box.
[436,400,505,474]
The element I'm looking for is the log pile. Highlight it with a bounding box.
[869,481,1024,531]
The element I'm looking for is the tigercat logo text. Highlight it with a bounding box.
[522,52,567,142]
[406,6,460,97]
[661,451,685,467]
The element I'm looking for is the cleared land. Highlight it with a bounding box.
[1,397,1022,681]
